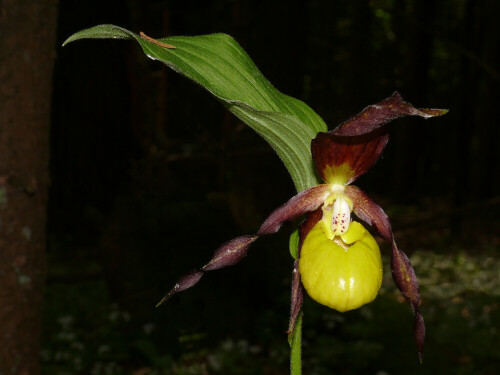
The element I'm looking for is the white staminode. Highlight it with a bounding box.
[330,184,345,194]
[331,195,351,236]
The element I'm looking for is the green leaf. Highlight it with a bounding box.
[63,24,327,192]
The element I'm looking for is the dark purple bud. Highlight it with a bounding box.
[156,270,204,307]
[345,185,393,242]
[202,235,258,271]
[333,91,448,137]
[258,184,331,235]
[288,259,304,334]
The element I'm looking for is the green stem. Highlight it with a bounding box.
[290,311,303,375]
[288,228,302,374]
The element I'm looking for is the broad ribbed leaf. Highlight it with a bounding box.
[64,24,327,192]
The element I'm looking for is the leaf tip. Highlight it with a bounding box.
[61,24,134,48]
[61,34,77,47]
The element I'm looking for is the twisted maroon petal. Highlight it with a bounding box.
[414,310,426,363]
[157,185,330,306]
[201,235,259,271]
[345,185,424,360]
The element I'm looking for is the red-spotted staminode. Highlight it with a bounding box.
[157,92,447,361]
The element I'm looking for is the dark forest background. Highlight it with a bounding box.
[9,0,500,374]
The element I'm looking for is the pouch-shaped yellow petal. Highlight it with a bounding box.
[299,221,382,312]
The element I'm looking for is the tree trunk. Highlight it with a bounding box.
[0,1,58,374]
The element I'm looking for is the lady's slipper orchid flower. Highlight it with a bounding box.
[157,92,447,361]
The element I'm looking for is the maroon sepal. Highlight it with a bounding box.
[312,92,448,184]
[391,241,424,362]
[312,132,388,184]
[258,184,331,235]
[288,259,303,334]
[333,91,448,137]
[345,185,392,242]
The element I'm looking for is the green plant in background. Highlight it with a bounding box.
[64,25,447,374]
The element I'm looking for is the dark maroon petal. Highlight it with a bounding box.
[333,91,448,137]
[202,235,258,271]
[156,270,204,307]
[391,241,424,360]
[158,186,330,307]
[288,259,304,334]
[258,184,331,235]
[312,131,389,184]
[345,185,392,242]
